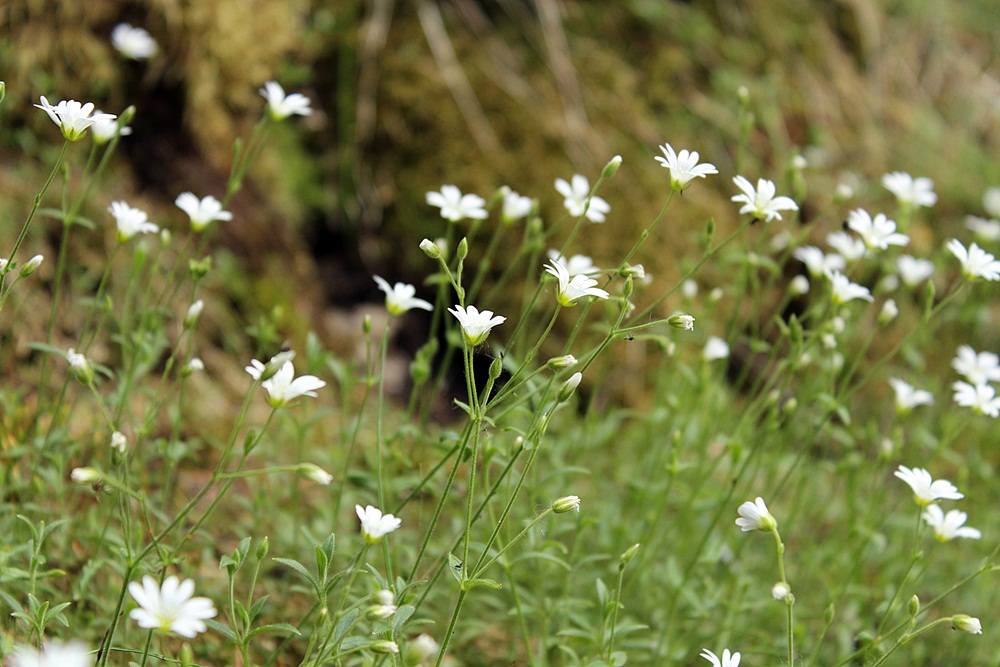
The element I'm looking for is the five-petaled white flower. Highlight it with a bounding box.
[793,246,845,277]
[373,275,433,315]
[847,209,909,250]
[882,171,937,208]
[952,345,1000,385]
[731,175,798,222]
[260,81,313,120]
[700,648,741,667]
[826,230,867,261]
[448,304,506,346]
[246,360,326,408]
[9,641,94,667]
[356,504,401,543]
[555,174,611,223]
[426,185,488,222]
[175,193,233,232]
[703,336,730,362]
[544,260,609,307]
[947,239,1000,281]
[128,575,217,638]
[111,23,158,60]
[964,215,1000,241]
[500,186,533,223]
[546,250,600,276]
[922,505,982,542]
[895,255,934,287]
[888,378,934,414]
[90,111,131,144]
[109,201,159,242]
[894,465,963,506]
[655,143,718,191]
[35,97,117,142]
[952,381,1000,417]
[827,271,873,306]
[736,497,777,532]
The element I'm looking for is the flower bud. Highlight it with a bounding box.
[878,299,898,326]
[907,594,920,617]
[557,372,582,402]
[0,81,5,106]
[370,640,400,654]
[456,237,468,261]
[363,314,372,335]
[118,104,137,127]
[772,582,791,601]
[789,275,809,295]
[19,254,43,277]
[546,355,577,370]
[488,355,503,379]
[602,155,623,179]
[255,536,270,560]
[111,431,128,454]
[182,358,205,376]
[184,300,204,329]
[952,614,982,634]
[299,463,333,485]
[66,348,94,384]
[667,313,695,331]
[420,238,441,259]
[619,263,645,279]
[406,634,440,665]
[71,467,102,484]
[619,543,640,566]
[189,256,212,279]
[552,495,581,513]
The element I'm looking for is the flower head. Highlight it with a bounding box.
[448,304,506,346]
[964,215,1000,241]
[426,185,488,222]
[128,575,217,637]
[947,239,1000,281]
[700,648,741,667]
[555,174,610,223]
[703,336,730,362]
[793,246,845,277]
[771,582,791,601]
[655,143,718,191]
[736,497,777,532]
[544,260,609,307]
[66,348,94,384]
[895,255,934,287]
[552,495,581,513]
[828,271,873,306]
[984,187,1000,217]
[847,209,908,250]
[175,193,232,231]
[952,345,1000,385]
[546,250,600,276]
[246,359,326,408]
[90,111,131,144]
[731,175,798,222]
[259,81,313,120]
[9,641,94,667]
[111,23,158,59]
[922,505,982,541]
[952,381,1000,417]
[500,186,533,223]
[826,230,867,261]
[668,313,695,331]
[882,171,937,208]
[109,201,159,242]
[356,504,401,543]
[888,378,934,414]
[894,465,963,506]
[373,275,433,315]
[111,431,128,454]
[35,97,116,141]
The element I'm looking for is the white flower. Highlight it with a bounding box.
[407,634,440,664]
[895,255,935,287]
[35,96,116,142]
[544,260,609,307]
[66,348,94,384]
[448,304,506,345]
[826,230,867,261]
[185,358,205,374]
[111,431,128,454]
[771,582,791,601]
[735,497,776,532]
[952,615,983,635]
[789,275,810,295]
[259,81,313,120]
[90,111,131,144]
[246,359,326,408]
[882,171,937,208]
[668,313,695,331]
[984,187,1000,217]
[952,345,1000,385]
[555,174,610,223]
[111,23,158,60]
[922,505,982,541]
[894,465,963,506]
[731,175,798,222]
[19,255,43,277]
[175,193,232,231]
[888,378,934,414]
[500,186,533,223]
[964,215,1000,241]
[827,271,873,305]
[546,250,600,276]
[947,238,1000,281]
[952,381,1000,417]
[703,336,730,361]
[426,185,488,222]
[109,201,159,242]
[9,641,94,667]
[373,275,433,315]
[552,495,582,513]
[356,504,401,543]
[700,648,741,667]
[847,209,909,250]
[299,463,333,485]
[655,142,718,191]
[184,300,204,329]
[793,246,845,277]
[128,575,217,637]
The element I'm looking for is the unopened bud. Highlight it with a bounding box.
[118,105,137,126]
[552,495,581,513]
[772,582,791,601]
[602,155,623,179]
[299,463,333,485]
[558,372,582,402]
[66,348,94,384]
[363,315,372,335]
[19,254,43,277]
[189,256,211,279]
[667,313,695,331]
[619,543,640,566]
[789,275,809,296]
[420,238,440,259]
[879,299,898,326]
[111,431,128,454]
[182,358,205,376]
[255,536,269,560]
[488,356,503,379]
[546,355,578,370]
[71,467,102,484]
[619,264,645,279]
[184,300,204,329]
[952,614,982,635]
[456,237,468,261]
[907,595,920,617]
[370,640,400,654]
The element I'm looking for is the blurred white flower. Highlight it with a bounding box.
[952,345,1000,385]
[888,378,933,414]
[826,230,867,261]
[789,275,810,295]
[66,348,93,384]
[175,193,232,232]
[373,275,432,315]
[259,81,313,120]
[655,142,718,191]
[731,175,798,222]
[895,255,934,287]
[111,431,128,454]
[35,97,116,142]
[299,463,333,485]
[964,215,1000,241]
[109,201,159,242]
[894,465,963,506]
[246,359,326,408]
[500,186,533,223]
[983,187,1000,218]
[426,185,488,222]
[90,111,130,144]
[356,504,401,543]
[9,641,93,667]
[947,238,1000,281]
[703,336,730,361]
[828,271,873,305]
[882,171,937,208]
[922,505,982,541]
[544,260,609,307]
[448,304,506,345]
[555,174,610,223]
[952,381,1000,417]
[547,250,600,276]
[111,23,158,59]
[952,615,983,635]
[847,209,908,250]
[793,245,845,277]
[700,648,741,667]
[771,582,791,601]
[129,575,216,638]
[736,496,776,532]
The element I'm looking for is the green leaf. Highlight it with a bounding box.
[392,605,415,633]
[272,558,320,593]
[333,608,359,644]
[248,595,268,623]
[462,577,502,591]
[205,619,240,643]
[246,623,301,641]
[447,553,464,584]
